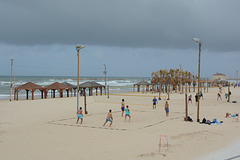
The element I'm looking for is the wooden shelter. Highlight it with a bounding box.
[62,82,77,97]
[134,80,150,92]
[79,81,105,96]
[44,82,69,98]
[14,82,43,100]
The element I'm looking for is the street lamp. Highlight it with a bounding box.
[192,38,202,122]
[76,45,85,113]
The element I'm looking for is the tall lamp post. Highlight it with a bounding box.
[192,38,202,122]
[10,59,13,101]
[179,64,182,93]
[76,45,85,112]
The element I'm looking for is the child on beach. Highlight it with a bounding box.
[121,99,125,117]
[165,101,169,117]
[125,105,131,122]
[103,109,113,127]
[152,96,158,109]
[76,107,83,124]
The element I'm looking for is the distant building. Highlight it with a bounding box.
[212,73,226,82]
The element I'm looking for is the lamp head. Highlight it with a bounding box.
[76,45,85,51]
[192,38,202,44]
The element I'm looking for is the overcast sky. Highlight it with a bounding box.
[0,0,239,78]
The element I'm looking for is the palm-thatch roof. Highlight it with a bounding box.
[62,82,77,89]
[134,80,150,86]
[80,81,105,88]
[44,82,69,90]
[14,82,43,100]
[16,82,43,90]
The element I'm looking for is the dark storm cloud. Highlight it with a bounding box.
[0,0,240,51]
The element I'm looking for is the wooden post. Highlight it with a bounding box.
[10,59,13,101]
[197,43,201,122]
[14,88,16,100]
[26,90,29,100]
[41,90,43,99]
[185,93,188,121]
[14,74,15,100]
[31,90,34,100]
[167,84,170,100]
[84,91,87,114]
[107,85,109,98]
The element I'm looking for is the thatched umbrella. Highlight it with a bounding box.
[44,82,69,98]
[15,82,43,100]
[80,81,105,96]
[62,82,77,97]
[134,80,150,92]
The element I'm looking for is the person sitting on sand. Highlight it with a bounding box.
[76,107,83,124]
[165,101,169,117]
[225,112,239,118]
[125,105,131,122]
[217,93,222,101]
[152,96,158,109]
[121,99,125,117]
[225,112,231,118]
[103,109,113,127]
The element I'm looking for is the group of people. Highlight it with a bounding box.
[76,97,170,127]
[76,99,131,127]
[152,96,169,117]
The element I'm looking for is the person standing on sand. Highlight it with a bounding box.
[103,109,113,127]
[165,101,169,117]
[121,99,125,117]
[217,93,222,100]
[188,95,192,104]
[125,105,131,122]
[152,96,158,109]
[76,107,83,124]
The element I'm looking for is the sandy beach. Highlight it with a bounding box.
[0,87,239,160]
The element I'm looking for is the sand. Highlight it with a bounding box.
[0,87,239,160]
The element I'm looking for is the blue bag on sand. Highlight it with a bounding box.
[212,119,217,123]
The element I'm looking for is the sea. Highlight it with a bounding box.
[0,76,149,100]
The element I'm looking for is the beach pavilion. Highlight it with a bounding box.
[43,82,69,98]
[62,82,77,97]
[134,80,151,92]
[14,82,43,100]
[79,81,105,96]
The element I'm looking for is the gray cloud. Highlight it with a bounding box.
[0,0,240,52]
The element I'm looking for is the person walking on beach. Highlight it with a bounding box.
[76,107,83,124]
[165,101,169,117]
[103,109,113,127]
[121,99,125,117]
[125,105,131,122]
[195,93,198,103]
[152,96,158,109]
[188,95,192,104]
[217,93,222,100]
